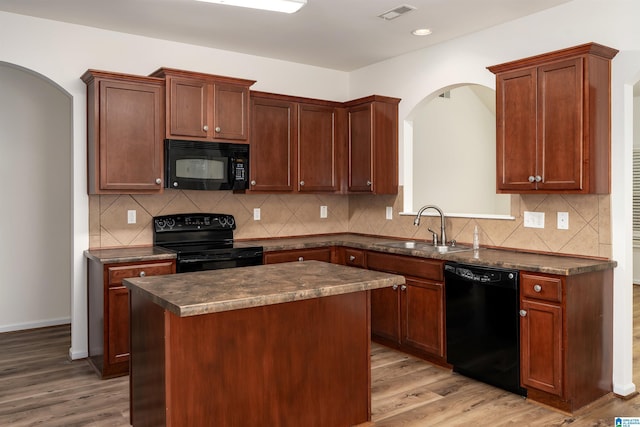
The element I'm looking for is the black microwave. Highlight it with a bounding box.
[164,139,249,191]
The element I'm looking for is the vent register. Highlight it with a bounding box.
[378,4,416,20]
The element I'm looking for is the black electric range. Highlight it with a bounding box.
[153,213,263,273]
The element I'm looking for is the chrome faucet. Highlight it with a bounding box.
[414,205,447,247]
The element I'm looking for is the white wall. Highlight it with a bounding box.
[632,92,640,284]
[348,0,640,397]
[0,11,349,359]
[0,63,72,332]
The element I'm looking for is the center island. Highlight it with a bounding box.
[123,260,405,427]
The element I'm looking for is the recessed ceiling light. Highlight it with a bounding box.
[195,0,307,14]
[412,28,432,36]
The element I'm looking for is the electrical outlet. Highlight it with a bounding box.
[127,210,136,224]
[523,211,545,229]
[557,212,569,230]
[320,206,328,218]
[385,206,393,220]
[253,208,261,221]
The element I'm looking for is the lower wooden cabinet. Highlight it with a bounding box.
[87,258,175,378]
[519,270,612,412]
[366,251,446,364]
[263,247,333,264]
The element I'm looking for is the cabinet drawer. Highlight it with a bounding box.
[367,251,443,281]
[107,261,175,287]
[521,273,562,303]
[344,248,366,268]
[263,248,332,264]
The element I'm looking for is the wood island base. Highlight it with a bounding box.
[129,289,373,427]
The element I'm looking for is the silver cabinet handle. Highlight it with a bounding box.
[139,271,146,277]
[535,175,542,182]
[528,176,535,183]
[401,285,407,291]
[392,284,398,290]
[519,309,527,317]
[533,284,542,292]
[298,257,304,262]
[250,180,256,186]
[203,125,209,131]
[155,178,162,185]
[349,255,356,261]
[215,126,221,133]
[300,180,305,186]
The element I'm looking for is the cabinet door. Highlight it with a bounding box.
[107,287,130,365]
[496,67,537,191]
[520,298,563,396]
[97,79,164,192]
[401,278,445,358]
[371,286,401,343]
[214,83,249,140]
[348,104,373,192]
[250,96,296,191]
[168,77,208,139]
[537,58,584,191]
[298,104,338,192]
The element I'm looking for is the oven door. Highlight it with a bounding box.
[177,249,263,273]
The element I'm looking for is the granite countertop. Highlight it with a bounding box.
[124,260,405,317]
[245,234,617,276]
[85,246,177,264]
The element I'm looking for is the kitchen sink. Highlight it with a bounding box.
[377,241,474,254]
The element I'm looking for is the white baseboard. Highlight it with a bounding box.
[614,382,637,397]
[69,347,88,360]
[0,317,70,333]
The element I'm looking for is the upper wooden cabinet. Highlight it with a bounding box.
[488,43,618,194]
[82,70,165,194]
[151,68,255,142]
[345,95,400,195]
[249,91,342,193]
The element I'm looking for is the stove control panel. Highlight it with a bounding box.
[154,213,236,232]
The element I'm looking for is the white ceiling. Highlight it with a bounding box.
[0,0,572,71]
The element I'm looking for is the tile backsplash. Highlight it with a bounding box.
[89,187,611,259]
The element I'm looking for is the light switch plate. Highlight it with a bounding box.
[320,206,328,218]
[253,208,261,221]
[127,210,136,224]
[557,212,569,230]
[523,211,545,228]
[385,206,393,220]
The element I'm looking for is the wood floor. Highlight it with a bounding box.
[2,287,640,426]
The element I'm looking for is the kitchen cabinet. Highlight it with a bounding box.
[345,95,400,195]
[519,270,612,412]
[488,43,618,194]
[87,258,175,378]
[263,247,333,264]
[151,68,255,142]
[366,251,445,364]
[249,91,342,193]
[82,70,165,194]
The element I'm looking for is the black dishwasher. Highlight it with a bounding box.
[444,262,526,396]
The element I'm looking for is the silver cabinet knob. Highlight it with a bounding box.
[533,284,542,292]
[139,271,146,277]
[366,180,372,186]
[392,284,398,290]
[173,181,179,188]
[250,180,256,186]
[535,175,542,182]
[203,125,209,131]
[401,285,407,291]
[519,309,527,317]
[155,178,162,185]
[298,257,304,262]
[528,176,535,183]
[349,255,356,261]
[300,180,305,186]
[215,126,221,133]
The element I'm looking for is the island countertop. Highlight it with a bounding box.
[124,260,405,317]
